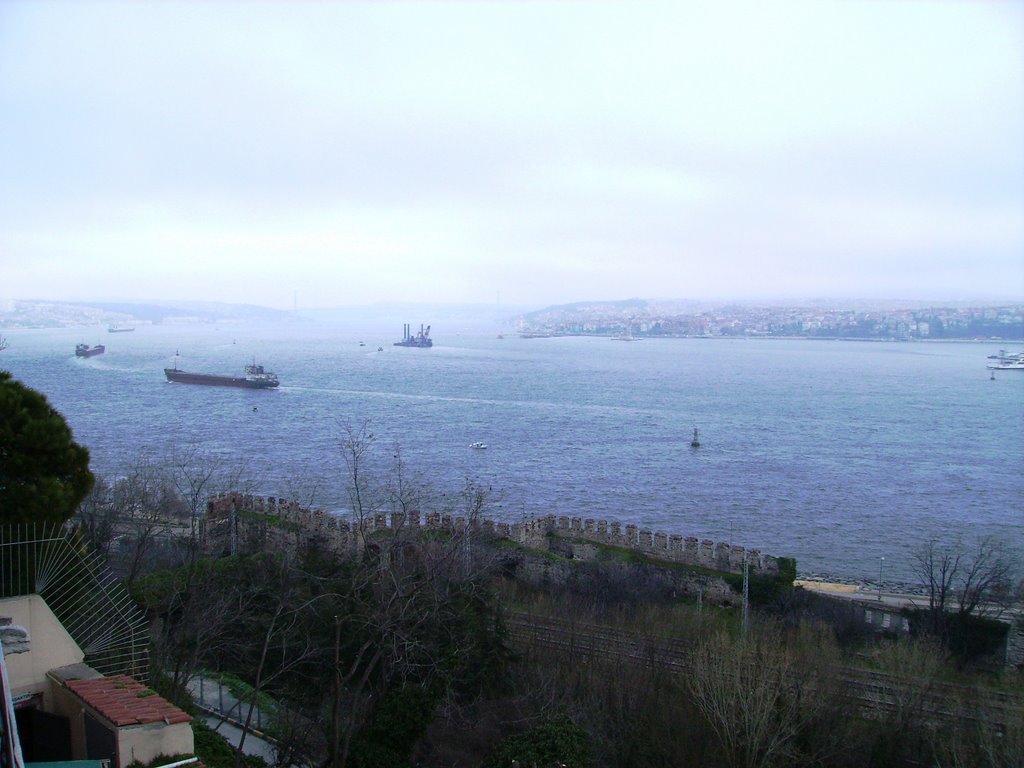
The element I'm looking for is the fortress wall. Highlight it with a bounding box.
[204,494,781,576]
[547,512,777,576]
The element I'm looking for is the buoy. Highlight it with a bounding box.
[690,427,701,448]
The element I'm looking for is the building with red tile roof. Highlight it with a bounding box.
[1,595,195,767]
[65,675,192,728]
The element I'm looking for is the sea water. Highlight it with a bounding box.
[3,319,1022,585]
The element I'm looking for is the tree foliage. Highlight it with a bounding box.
[482,714,593,768]
[0,370,93,525]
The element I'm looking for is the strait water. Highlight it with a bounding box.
[3,320,1022,585]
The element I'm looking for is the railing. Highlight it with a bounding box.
[0,523,149,681]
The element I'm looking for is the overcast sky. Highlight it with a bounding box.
[1,1,1021,310]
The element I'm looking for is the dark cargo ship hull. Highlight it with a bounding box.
[164,369,279,389]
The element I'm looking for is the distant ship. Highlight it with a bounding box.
[394,323,433,348]
[164,362,280,389]
[75,343,105,358]
[107,325,135,333]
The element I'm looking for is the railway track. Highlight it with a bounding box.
[504,611,1024,733]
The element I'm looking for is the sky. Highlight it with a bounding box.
[1,1,1022,311]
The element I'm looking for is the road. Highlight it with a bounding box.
[188,676,280,763]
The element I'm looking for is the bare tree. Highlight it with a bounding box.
[338,419,383,523]
[138,425,508,768]
[383,442,429,523]
[229,556,321,767]
[75,475,119,562]
[166,444,254,560]
[912,537,1017,636]
[314,422,507,768]
[75,460,189,585]
[873,638,947,730]
[145,561,240,698]
[0,334,7,352]
[685,621,848,768]
[867,637,950,766]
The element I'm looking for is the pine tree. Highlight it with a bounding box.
[0,370,93,524]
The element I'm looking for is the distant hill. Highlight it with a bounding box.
[518,298,711,324]
[0,299,292,329]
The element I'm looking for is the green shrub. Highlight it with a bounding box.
[191,718,269,768]
[482,714,592,768]
[350,685,440,768]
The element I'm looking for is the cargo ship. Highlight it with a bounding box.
[394,323,433,348]
[75,343,105,358]
[164,362,280,389]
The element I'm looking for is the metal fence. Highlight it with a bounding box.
[0,522,149,681]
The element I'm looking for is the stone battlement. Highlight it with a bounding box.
[203,493,780,576]
[547,515,780,576]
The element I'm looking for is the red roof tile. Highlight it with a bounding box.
[66,674,192,727]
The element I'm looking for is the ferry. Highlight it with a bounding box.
[986,350,1024,371]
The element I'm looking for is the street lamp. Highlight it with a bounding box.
[877,556,885,601]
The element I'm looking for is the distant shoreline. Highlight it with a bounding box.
[516,333,1021,345]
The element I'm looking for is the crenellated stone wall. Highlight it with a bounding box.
[202,493,781,577]
[548,514,780,576]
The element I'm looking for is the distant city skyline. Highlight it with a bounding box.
[1,1,1021,310]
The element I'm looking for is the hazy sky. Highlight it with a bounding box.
[2,1,1022,310]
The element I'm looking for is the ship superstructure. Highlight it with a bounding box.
[394,323,433,348]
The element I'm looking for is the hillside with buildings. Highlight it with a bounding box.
[514,300,1024,341]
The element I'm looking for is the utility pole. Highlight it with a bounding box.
[230,505,237,556]
[742,552,750,638]
[877,556,885,601]
[331,615,342,768]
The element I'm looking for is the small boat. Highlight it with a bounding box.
[469,442,488,449]
[359,341,366,347]
[107,325,135,333]
[612,325,640,341]
[75,343,105,358]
